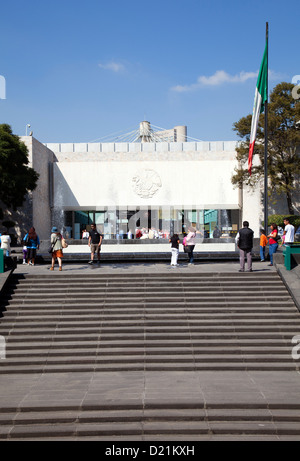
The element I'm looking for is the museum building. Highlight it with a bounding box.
[9,122,262,242]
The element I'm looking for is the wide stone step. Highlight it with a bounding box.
[5,307,299,325]
[4,338,294,350]
[0,353,297,365]
[3,345,294,357]
[2,331,298,343]
[6,291,289,302]
[1,327,299,339]
[6,294,291,303]
[14,272,280,279]
[4,304,299,321]
[1,405,300,423]
[8,281,283,291]
[2,316,300,326]
[3,300,295,309]
[22,280,278,286]
[0,363,298,374]
[2,402,300,440]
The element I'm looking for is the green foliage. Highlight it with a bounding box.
[0,124,39,215]
[268,214,300,229]
[231,82,300,213]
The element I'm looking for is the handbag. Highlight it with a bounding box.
[184,245,190,253]
[62,238,68,249]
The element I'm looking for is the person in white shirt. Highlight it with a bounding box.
[0,232,11,256]
[185,226,197,265]
[82,229,89,239]
[283,218,295,245]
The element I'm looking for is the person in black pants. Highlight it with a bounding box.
[235,221,254,272]
[88,223,103,264]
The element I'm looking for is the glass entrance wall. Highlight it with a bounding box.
[66,207,240,240]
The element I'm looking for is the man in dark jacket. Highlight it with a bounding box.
[235,221,254,272]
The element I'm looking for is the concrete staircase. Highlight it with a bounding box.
[1,271,300,440]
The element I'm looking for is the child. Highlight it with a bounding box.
[22,244,28,264]
[260,229,268,262]
[169,233,180,266]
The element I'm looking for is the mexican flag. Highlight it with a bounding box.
[248,41,268,176]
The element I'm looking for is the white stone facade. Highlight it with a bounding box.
[7,137,264,241]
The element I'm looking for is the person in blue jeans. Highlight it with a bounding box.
[267,223,279,266]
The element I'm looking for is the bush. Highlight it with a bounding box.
[268,214,300,229]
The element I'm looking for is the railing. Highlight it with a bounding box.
[282,244,300,270]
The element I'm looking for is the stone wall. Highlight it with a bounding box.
[19,136,55,240]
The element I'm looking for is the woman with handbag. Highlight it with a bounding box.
[267,223,279,267]
[50,226,64,271]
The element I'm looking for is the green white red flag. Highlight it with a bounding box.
[248,42,268,176]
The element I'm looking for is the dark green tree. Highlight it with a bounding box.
[231,82,300,214]
[0,124,39,217]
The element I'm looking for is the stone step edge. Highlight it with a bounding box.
[0,364,298,374]
[1,410,300,426]
[1,401,300,413]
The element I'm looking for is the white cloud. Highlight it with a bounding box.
[98,61,125,73]
[171,70,258,92]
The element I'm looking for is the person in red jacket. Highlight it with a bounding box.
[267,223,279,266]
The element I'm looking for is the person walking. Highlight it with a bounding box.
[169,233,180,266]
[24,227,40,266]
[185,226,196,265]
[267,223,279,266]
[50,226,63,271]
[283,217,295,245]
[235,221,254,272]
[88,223,103,265]
[259,229,268,262]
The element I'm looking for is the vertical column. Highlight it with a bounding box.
[174,126,187,142]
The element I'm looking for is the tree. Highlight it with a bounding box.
[231,82,300,214]
[0,124,39,217]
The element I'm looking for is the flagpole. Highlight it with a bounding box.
[264,22,269,233]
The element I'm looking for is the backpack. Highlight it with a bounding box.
[23,234,30,246]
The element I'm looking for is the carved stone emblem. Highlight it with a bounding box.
[132,169,162,198]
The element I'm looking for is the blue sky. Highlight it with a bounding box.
[0,0,299,143]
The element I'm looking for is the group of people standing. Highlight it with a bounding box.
[236,217,296,272]
[169,226,196,267]
[20,226,65,271]
[1,219,297,272]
